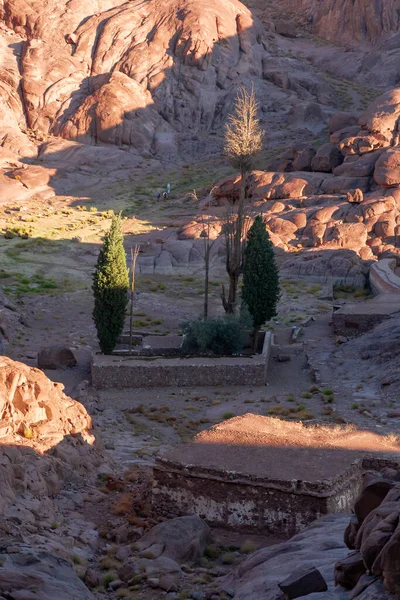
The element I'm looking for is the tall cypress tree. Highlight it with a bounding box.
[92,213,129,354]
[242,216,280,350]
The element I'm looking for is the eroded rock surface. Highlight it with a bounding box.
[0,357,103,516]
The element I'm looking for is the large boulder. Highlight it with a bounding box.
[339,472,400,597]
[329,111,359,134]
[248,171,316,200]
[134,516,210,563]
[311,143,344,173]
[321,176,370,194]
[37,345,77,370]
[333,151,382,178]
[359,88,400,144]
[266,216,298,242]
[339,134,387,156]
[293,146,316,171]
[374,147,400,187]
[329,223,368,251]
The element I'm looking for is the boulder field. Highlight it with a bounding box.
[203,91,400,265]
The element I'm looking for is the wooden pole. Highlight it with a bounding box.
[129,245,140,355]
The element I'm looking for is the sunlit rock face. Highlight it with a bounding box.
[0,357,103,515]
[0,0,265,158]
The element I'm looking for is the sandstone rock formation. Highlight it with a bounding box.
[337,472,400,597]
[209,90,400,265]
[0,357,103,517]
[0,0,267,160]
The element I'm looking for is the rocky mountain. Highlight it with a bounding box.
[1,0,400,173]
[267,0,400,44]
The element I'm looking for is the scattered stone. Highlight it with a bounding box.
[37,345,77,369]
[278,566,328,599]
[347,188,364,203]
[191,591,206,600]
[275,354,291,362]
[84,568,100,589]
[335,551,366,589]
[159,574,179,592]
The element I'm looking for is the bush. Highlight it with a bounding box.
[181,316,244,355]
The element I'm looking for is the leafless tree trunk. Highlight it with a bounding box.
[190,189,218,320]
[221,205,251,314]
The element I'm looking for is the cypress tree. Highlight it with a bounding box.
[242,216,280,350]
[92,213,129,354]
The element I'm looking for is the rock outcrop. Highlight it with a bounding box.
[268,0,400,45]
[337,472,400,597]
[0,540,96,600]
[209,90,400,263]
[0,0,266,160]
[0,357,103,517]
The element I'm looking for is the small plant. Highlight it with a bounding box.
[101,572,116,588]
[221,552,236,564]
[240,540,258,554]
[321,388,334,395]
[204,544,220,559]
[72,554,82,565]
[301,392,312,399]
[351,403,359,410]
[51,522,58,530]
[222,412,235,420]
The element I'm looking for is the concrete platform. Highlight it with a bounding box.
[153,415,400,536]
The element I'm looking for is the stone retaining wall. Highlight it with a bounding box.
[370,258,400,294]
[92,333,272,389]
[332,311,391,337]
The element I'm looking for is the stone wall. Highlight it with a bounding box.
[332,311,391,337]
[92,333,272,389]
[152,459,364,537]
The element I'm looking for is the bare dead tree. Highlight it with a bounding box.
[222,85,264,313]
[221,207,252,311]
[129,245,140,355]
[188,189,219,320]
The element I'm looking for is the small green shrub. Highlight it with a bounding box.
[222,412,235,420]
[101,572,116,587]
[181,316,244,355]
